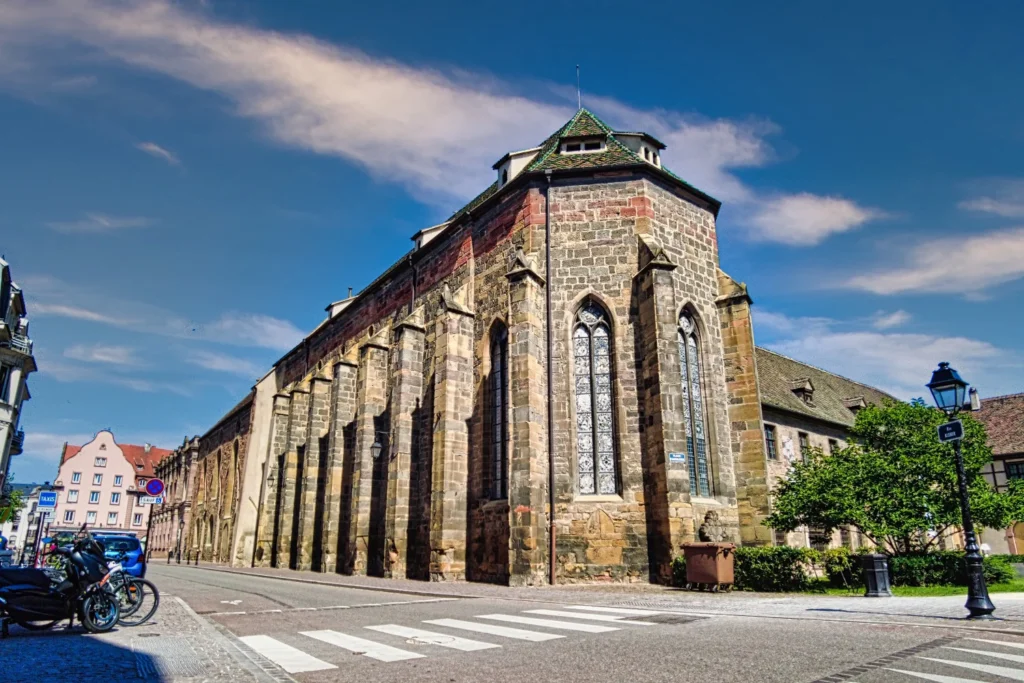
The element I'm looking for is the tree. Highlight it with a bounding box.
[0,484,25,524]
[765,400,1024,555]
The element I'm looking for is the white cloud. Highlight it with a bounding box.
[746,193,885,246]
[847,227,1024,295]
[757,310,1017,399]
[15,431,95,482]
[872,310,911,330]
[135,141,180,165]
[25,275,304,351]
[64,344,141,366]
[959,179,1024,218]
[0,0,881,244]
[32,303,126,324]
[45,213,152,234]
[186,350,261,377]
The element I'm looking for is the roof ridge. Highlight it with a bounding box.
[980,392,1024,402]
[755,346,897,399]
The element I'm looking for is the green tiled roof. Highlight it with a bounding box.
[756,347,895,427]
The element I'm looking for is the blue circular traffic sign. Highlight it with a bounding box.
[145,479,164,496]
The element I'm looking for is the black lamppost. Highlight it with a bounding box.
[176,518,185,564]
[927,361,995,620]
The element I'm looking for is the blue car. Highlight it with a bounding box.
[95,534,146,578]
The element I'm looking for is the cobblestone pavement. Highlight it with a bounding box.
[184,561,1024,631]
[3,592,280,683]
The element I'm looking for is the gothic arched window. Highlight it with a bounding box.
[573,300,617,495]
[488,324,509,499]
[679,310,712,497]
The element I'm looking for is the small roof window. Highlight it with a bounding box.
[561,137,605,154]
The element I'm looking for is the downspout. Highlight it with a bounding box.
[545,170,556,585]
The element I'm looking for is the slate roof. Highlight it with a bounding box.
[756,347,895,427]
[974,392,1024,456]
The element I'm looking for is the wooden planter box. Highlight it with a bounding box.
[682,542,735,591]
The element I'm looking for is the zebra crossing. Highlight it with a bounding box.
[872,638,1024,682]
[238,604,666,673]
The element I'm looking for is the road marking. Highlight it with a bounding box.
[365,624,500,651]
[424,618,563,642]
[477,614,618,633]
[238,635,337,673]
[887,669,986,682]
[943,646,1024,665]
[524,609,655,625]
[564,605,664,617]
[917,656,1024,681]
[220,599,242,605]
[967,638,1024,650]
[301,630,425,662]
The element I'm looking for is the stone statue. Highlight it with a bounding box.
[698,510,727,543]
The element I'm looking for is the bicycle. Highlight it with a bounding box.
[102,554,159,626]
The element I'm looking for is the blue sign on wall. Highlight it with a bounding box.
[37,491,58,509]
[669,452,686,463]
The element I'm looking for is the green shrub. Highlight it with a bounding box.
[822,547,862,588]
[888,552,1015,587]
[992,554,1024,564]
[984,555,1016,585]
[671,555,687,588]
[733,546,818,592]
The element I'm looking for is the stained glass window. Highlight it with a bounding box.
[574,301,617,495]
[489,325,509,499]
[678,311,712,497]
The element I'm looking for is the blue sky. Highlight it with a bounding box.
[2,1,1023,483]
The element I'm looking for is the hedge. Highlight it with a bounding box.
[672,546,1017,592]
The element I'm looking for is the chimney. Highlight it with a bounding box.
[144,443,152,453]
[348,287,353,299]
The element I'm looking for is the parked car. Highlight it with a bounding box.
[93,533,146,578]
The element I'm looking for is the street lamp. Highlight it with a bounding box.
[370,435,384,461]
[927,361,995,620]
[176,518,185,564]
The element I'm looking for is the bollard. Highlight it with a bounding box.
[861,553,893,597]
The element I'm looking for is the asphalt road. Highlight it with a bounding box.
[150,565,1024,683]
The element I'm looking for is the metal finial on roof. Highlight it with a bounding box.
[576,65,581,110]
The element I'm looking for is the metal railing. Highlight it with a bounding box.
[0,333,32,355]
[10,430,24,455]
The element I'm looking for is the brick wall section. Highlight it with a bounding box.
[274,386,308,569]
[295,375,331,570]
[717,272,770,545]
[385,314,425,579]
[323,359,357,573]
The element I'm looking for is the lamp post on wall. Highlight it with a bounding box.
[927,361,995,620]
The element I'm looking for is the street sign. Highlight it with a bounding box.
[37,491,58,509]
[139,496,164,505]
[938,420,965,443]
[145,479,164,496]
[669,452,686,463]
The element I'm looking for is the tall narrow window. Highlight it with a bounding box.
[489,325,509,500]
[679,311,711,497]
[799,432,811,462]
[574,300,617,495]
[765,425,778,460]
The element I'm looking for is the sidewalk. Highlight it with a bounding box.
[184,561,1024,633]
[3,591,281,682]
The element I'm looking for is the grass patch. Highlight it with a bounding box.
[818,578,1024,597]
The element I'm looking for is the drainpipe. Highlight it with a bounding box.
[545,170,556,586]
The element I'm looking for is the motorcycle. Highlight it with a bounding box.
[0,524,121,637]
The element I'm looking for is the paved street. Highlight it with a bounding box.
[8,563,1024,682]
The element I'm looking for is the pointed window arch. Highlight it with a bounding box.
[573,300,617,495]
[679,310,712,497]
[488,323,509,500]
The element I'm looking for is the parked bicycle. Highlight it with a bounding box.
[102,552,159,626]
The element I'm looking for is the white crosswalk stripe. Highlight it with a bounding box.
[365,624,501,651]
[942,645,1024,665]
[423,618,564,642]
[301,629,425,662]
[238,635,337,673]
[916,656,1024,681]
[564,605,664,617]
[887,669,987,683]
[477,614,619,633]
[966,637,1024,650]
[524,609,655,625]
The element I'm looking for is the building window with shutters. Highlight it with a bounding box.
[573,299,618,496]
[487,324,509,500]
[679,310,712,498]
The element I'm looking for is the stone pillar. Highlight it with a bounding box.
[635,235,690,583]
[256,394,290,567]
[505,251,549,586]
[348,337,390,576]
[274,385,309,570]
[295,375,331,571]
[385,312,426,579]
[429,291,474,581]
[323,358,357,574]
[717,270,769,545]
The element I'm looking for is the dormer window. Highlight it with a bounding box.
[843,396,867,414]
[789,378,815,405]
[561,138,605,154]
